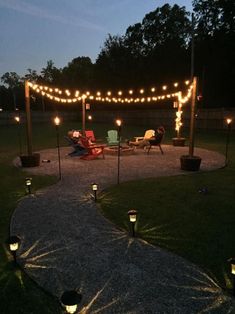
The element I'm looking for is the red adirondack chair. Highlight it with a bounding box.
[80,137,105,160]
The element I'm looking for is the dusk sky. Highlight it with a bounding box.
[0,0,192,78]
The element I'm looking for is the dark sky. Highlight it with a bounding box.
[0,0,192,77]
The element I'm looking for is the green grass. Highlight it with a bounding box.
[0,120,234,313]
[99,128,235,291]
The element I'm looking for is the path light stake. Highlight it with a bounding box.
[116,119,122,184]
[225,118,232,166]
[92,183,98,202]
[128,209,138,237]
[7,235,21,264]
[14,115,22,156]
[228,258,235,296]
[61,290,82,314]
[25,177,32,194]
[54,116,62,180]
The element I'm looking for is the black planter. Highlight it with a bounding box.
[20,153,40,167]
[180,155,201,171]
[172,137,186,147]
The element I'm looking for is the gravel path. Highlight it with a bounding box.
[11,145,234,313]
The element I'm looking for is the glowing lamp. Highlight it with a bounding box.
[25,177,32,194]
[54,116,60,126]
[128,209,138,223]
[116,119,122,127]
[228,258,235,295]
[128,209,138,237]
[162,85,167,90]
[174,82,178,87]
[88,115,92,120]
[92,183,98,191]
[227,118,232,125]
[8,235,20,252]
[7,235,21,263]
[15,116,20,123]
[61,291,82,314]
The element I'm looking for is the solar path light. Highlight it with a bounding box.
[92,183,98,202]
[25,177,32,194]
[128,209,138,237]
[61,290,82,314]
[7,235,21,264]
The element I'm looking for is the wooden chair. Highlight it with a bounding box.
[134,129,155,142]
[106,130,119,146]
[85,130,96,143]
[147,133,164,155]
[79,137,105,160]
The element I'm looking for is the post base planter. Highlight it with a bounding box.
[172,137,186,147]
[180,155,201,171]
[20,153,40,167]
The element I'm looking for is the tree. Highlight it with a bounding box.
[62,56,94,89]
[41,60,61,83]
[23,68,39,82]
[193,0,235,106]
[1,72,21,110]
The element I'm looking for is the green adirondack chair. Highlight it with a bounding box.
[106,130,120,146]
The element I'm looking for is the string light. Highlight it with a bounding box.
[27,80,192,104]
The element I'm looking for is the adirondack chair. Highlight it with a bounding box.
[79,137,105,160]
[85,130,103,143]
[106,130,119,146]
[134,129,155,142]
[64,136,87,157]
[85,130,96,143]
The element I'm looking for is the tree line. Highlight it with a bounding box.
[0,1,234,110]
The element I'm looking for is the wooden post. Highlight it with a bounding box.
[82,95,86,136]
[25,80,32,156]
[189,77,197,157]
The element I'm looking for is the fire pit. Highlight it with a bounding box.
[104,146,135,155]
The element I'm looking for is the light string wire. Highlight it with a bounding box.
[28,80,193,104]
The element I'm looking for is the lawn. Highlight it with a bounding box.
[99,127,235,290]
[0,119,234,313]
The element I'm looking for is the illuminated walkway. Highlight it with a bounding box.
[11,145,233,313]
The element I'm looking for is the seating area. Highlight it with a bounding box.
[65,126,165,160]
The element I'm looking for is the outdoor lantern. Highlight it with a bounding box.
[54,116,60,126]
[228,258,235,296]
[225,118,233,166]
[14,116,20,123]
[54,116,62,180]
[128,209,138,237]
[116,119,122,184]
[229,258,235,275]
[7,235,21,263]
[116,119,122,128]
[88,115,92,120]
[25,177,32,194]
[128,209,138,223]
[61,290,82,314]
[92,183,98,201]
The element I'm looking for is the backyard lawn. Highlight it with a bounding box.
[0,119,234,313]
